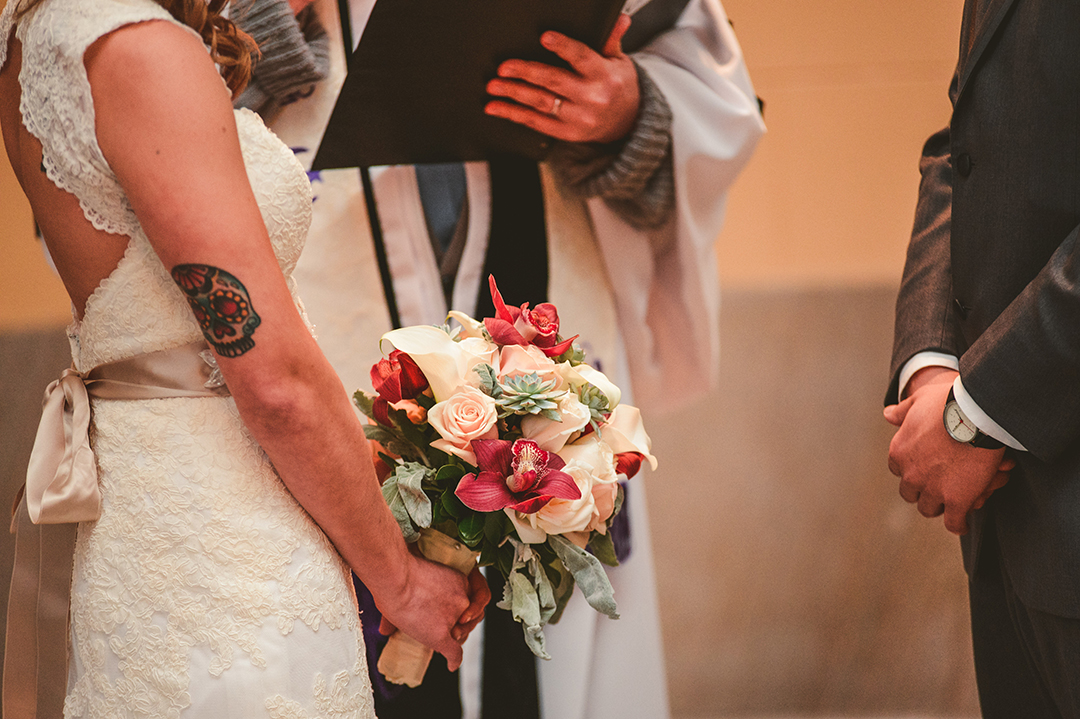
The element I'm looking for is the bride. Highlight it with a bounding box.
[0,0,487,715]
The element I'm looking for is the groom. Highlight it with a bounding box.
[885,0,1080,715]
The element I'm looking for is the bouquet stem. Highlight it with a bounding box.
[377,528,479,687]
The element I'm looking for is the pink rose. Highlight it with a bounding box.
[428,386,499,465]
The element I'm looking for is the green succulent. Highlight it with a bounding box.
[577,383,611,426]
[496,372,567,420]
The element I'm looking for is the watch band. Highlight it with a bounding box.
[944,388,1006,450]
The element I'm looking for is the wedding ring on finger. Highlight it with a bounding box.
[550,97,562,117]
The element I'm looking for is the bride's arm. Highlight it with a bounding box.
[83,20,482,664]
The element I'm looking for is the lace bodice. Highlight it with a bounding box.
[0,0,313,371]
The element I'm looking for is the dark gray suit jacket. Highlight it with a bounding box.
[888,0,1080,618]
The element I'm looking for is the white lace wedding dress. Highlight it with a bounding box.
[0,0,376,716]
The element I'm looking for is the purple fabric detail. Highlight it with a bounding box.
[609,480,632,563]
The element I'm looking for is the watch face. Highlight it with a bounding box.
[944,402,978,443]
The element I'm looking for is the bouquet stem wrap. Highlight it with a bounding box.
[378,528,479,687]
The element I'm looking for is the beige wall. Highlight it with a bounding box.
[719,0,963,289]
[1,80,70,331]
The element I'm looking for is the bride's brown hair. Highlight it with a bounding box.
[15,0,256,97]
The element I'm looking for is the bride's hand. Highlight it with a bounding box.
[375,551,471,669]
[378,564,491,663]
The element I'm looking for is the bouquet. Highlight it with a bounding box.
[356,277,656,681]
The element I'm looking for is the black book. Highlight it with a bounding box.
[311,0,630,169]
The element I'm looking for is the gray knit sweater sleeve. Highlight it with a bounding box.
[548,63,674,229]
[232,0,330,118]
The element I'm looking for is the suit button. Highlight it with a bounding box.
[956,153,973,178]
[954,298,970,318]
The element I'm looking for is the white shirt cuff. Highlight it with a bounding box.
[898,351,959,399]
[952,377,1028,452]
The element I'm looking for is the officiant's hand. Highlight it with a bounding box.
[884,367,1014,535]
[485,13,640,144]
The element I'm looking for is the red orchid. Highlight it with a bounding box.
[615,452,647,480]
[369,350,428,426]
[482,276,578,358]
[455,438,581,514]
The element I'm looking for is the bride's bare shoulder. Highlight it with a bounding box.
[84,18,220,95]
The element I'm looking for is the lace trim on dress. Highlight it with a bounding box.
[11,0,203,238]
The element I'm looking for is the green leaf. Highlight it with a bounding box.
[548,535,619,620]
[587,531,619,567]
[363,424,426,464]
[458,513,485,547]
[416,393,436,410]
[381,476,419,543]
[388,406,433,460]
[484,511,510,545]
[539,408,562,422]
[494,541,515,580]
[353,391,378,420]
[435,464,466,484]
[473,363,502,398]
[611,483,625,525]
[393,462,433,529]
[548,560,575,625]
[440,489,466,520]
[363,424,400,445]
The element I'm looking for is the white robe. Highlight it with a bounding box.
[269,2,764,717]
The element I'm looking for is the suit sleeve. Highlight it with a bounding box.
[959,220,1080,463]
[886,120,967,405]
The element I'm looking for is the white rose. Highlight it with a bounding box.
[557,435,618,485]
[428,385,498,465]
[529,463,597,536]
[587,480,619,534]
[520,392,592,453]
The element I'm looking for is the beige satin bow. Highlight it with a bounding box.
[22,341,229,526]
[4,341,228,719]
[25,368,102,525]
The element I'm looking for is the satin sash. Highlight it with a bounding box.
[4,340,228,719]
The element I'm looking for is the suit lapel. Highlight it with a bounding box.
[956,0,1018,102]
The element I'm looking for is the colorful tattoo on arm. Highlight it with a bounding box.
[171,264,262,357]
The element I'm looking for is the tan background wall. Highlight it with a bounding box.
[0,0,975,716]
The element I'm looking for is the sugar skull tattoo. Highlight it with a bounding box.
[171,264,261,357]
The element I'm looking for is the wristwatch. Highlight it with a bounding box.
[942,387,1005,449]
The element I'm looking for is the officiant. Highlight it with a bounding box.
[251,0,765,717]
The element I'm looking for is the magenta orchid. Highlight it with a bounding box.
[455,438,581,514]
[483,276,578,358]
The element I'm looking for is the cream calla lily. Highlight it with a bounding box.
[559,362,621,409]
[447,310,488,340]
[600,405,658,471]
[381,326,474,402]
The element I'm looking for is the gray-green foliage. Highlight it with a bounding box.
[497,539,559,659]
[548,534,619,620]
[381,461,433,542]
